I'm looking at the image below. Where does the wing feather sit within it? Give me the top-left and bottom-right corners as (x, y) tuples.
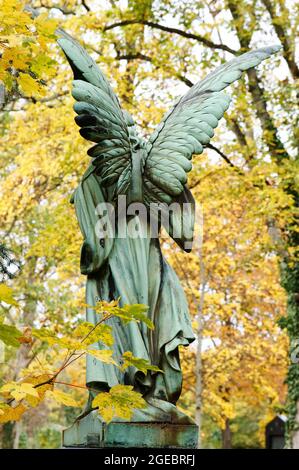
(144, 46), (281, 199)
(142, 46), (281, 251)
(58, 36), (133, 197)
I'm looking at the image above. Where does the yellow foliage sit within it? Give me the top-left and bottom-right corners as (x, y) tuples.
(0, 381), (38, 401)
(0, 284), (18, 305)
(92, 385), (146, 423)
(0, 403), (27, 424)
(0, 0), (58, 96)
(0, 0), (296, 449)
(46, 389), (80, 407)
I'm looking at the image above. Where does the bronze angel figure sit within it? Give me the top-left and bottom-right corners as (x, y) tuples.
(58, 34), (280, 428)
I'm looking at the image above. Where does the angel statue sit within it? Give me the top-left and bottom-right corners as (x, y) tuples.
(58, 33), (280, 447)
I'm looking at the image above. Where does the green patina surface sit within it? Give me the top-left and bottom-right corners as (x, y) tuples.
(63, 411), (198, 448)
(58, 32), (281, 447)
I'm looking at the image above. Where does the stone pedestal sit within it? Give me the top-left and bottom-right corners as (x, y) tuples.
(63, 411), (198, 448)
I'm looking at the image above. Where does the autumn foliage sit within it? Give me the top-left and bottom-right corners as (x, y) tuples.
(0, 0), (298, 449)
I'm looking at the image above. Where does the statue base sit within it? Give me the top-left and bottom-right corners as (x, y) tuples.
(63, 411), (198, 448)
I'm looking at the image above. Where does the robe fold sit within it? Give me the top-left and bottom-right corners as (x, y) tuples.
(73, 171), (195, 423)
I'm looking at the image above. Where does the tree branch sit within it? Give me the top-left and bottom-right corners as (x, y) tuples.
(176, 74), (194, 88)
(104, 20), (237, 55)
(228, 117), (255, 163)
(81, 0), (90, 12)
(261, 0), (299, 80)
(32, 91), (68, 103)
(116, 52), (152, 62)
(206, 143), (236, 167)
(112, 49), (195, 88)
(227, 0), (290, 161)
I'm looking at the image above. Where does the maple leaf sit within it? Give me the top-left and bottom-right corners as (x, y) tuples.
(87, 349), (117, 365)
(121, 351), (162, 375)
(95, 301), (153, 330)
(92, 385), (146, 423)
(0, 382), (39, 401)
(46, 389), (80, 407)
(18, 73), (46, 98)
(0, 322), (22, 347)
(0, 403), (27, 423)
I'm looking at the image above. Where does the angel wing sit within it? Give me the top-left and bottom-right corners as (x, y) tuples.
(58, 34), (138, 198)
(142, 45), (281, 250)
(59, 34), (280, 252)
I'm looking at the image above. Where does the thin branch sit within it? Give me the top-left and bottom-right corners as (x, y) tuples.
(206, 143), (236, 167)
(117, 53), (152, 62)
(53, 380), (89, 391)
(81, 0), (90, 12)
(38, 92), (68, 103)
(115, 52), (194, 87)
(228, 118), (255, 163)
(104, 20), (237, 55)
(58, 351), (86, 370)
(176, 74), (194, 88)
(23, 92), (68, 105)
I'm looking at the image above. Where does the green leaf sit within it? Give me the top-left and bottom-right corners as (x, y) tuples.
(83, 323), (114, 347)
(121, 351), (162, 375)
(73, 321), (114, 347)
(0, 284), (18, 306)
(32, 328), (59, 346)
(73, 321), (95, 338)
(0, 322), (22, 347)
(32, 328), (82, 350)
(56, 337), (83, 350)
(92, 384), (146, 423)
(95, 301), (153, 330)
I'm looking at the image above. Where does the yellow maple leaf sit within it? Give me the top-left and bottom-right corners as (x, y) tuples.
(34, 12), (58, 37)
(18, 72), (46, 97)
(0, 403), (27, 423)
(87, 349), (117, 365)
(46, 389), (79, 407)
(92, 385), (146, 423)
(0, 382), (39, 401)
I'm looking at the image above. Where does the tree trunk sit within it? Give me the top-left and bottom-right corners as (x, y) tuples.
(291, 401), (299, 449)
(1, 422), (14, 449)
(195, 253), (206, 448)
(260, 0), (299, 81)
(222, 419), (232, 449)
(13, 421), (22, 449)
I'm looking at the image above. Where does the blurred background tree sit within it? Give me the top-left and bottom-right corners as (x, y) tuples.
(0, 0), (298, 448)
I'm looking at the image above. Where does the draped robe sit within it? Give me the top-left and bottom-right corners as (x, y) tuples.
(73, 170), (195, 423)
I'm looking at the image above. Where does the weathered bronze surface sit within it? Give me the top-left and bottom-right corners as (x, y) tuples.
(63, 411), (198, 448)
(58, 32), (280, 447)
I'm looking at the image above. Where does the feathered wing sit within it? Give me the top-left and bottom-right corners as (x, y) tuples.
(143, 46), (281, 250)
(58, 34), (134, 198)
